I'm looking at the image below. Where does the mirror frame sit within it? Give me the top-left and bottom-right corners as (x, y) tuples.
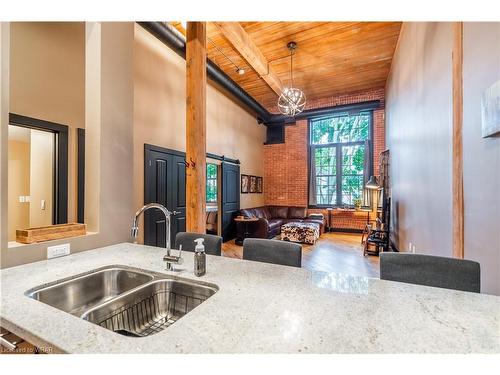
(9, 113), (69, 224)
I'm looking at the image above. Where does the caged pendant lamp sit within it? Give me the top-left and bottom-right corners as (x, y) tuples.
(278, 42), (306, 117)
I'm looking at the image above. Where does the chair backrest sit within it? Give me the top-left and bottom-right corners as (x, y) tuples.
(243, 238), (302, 268)
(174, 232), (222, 256)
(380, 253), (480, 293)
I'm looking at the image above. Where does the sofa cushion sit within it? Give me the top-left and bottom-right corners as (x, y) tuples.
(268, 219), (284, 231)
(260, 206), (272, 219)
(289, 207), (307, 219)
(304, 218), (324, 227)
(268, 206), (277, 218)
(282, 218), (303, 224)
(308, 213), (324, 220)
(240, 208), (255, 218)
(272, 206), (289, 219)
(241, 207), (270, 219)
(252, 207), (266, 218)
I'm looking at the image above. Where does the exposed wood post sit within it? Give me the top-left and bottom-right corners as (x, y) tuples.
(186, 22), (207, 233)
(452, 22), (464, 259)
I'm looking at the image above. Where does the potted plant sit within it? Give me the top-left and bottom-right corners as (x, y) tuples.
(353, 198), (362, 211)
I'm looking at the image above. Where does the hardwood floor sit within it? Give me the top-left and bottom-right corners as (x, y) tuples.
(222, 232), (380, 278)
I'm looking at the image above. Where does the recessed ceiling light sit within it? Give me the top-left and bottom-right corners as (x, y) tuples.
(237, 68), (245, 75)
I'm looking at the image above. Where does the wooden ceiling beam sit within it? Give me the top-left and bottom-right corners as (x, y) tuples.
(213, 22), (284, 96)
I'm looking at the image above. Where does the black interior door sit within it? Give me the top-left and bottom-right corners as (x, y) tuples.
(170, 155), (187, 240)
(221, 162), (240, 242)
(144, 146), (186, 248)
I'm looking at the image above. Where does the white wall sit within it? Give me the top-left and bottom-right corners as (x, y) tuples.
(1, 22), (135, 268)
(29, 129), (54, 228)
(133, 24), (266, 219)
(386, 22), (500, 295)
(1, 22), (265, 268)
(462, 23), (500, 295)
(386, 22), (453, 257)
(10, 22), (85, 223)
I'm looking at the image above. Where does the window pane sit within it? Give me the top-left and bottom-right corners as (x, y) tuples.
(206, 164), (217, 203)
(314, 146), (336, 205)
(314, 147), (336, 175)
(207, 163), (217, 179)
(341, 145), (365, 206)
(311, 112), (370, 145)
(316, 176), (336, 206)
(341, 175), (363, 206)
(342, 144), (365, 175)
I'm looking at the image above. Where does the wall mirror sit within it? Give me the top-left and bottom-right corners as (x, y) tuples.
(7, 22), (86, 246)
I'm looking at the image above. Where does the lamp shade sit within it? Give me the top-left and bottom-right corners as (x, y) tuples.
(365, 175), (379, 190)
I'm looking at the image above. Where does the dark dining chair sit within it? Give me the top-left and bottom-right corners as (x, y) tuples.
(243, 238), (302, 268)
(380, 253), (480, 293)
(174, 232), (222, 256)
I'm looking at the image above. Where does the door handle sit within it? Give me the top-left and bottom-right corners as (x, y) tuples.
(172, 210), (181, 216)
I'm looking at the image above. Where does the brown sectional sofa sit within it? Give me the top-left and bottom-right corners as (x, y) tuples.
(238, 206), (326, 239)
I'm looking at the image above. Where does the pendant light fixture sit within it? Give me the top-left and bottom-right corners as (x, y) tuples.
(278, 41), (306, 117)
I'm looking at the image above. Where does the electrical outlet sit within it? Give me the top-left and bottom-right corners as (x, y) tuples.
(47, 243), (71, 259)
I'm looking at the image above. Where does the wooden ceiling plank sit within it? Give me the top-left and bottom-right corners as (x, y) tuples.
(207, 22), (401, 111)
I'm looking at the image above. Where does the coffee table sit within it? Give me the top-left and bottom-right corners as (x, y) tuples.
(281, 222), (320, 245)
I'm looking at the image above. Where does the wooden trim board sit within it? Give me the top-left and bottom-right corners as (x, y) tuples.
(16, 223), (86, 244)
(452, 22), (464, 259)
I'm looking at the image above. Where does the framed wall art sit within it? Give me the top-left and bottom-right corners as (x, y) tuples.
(256, 177), (263, 193)
(249, 175), (257, 193)
(241, 174), (249, 193)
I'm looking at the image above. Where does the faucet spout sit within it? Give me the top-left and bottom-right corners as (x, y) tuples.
(131, 203), (173, 267)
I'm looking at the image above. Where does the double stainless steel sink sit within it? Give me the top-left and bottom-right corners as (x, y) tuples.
(25, 266), (218, 338)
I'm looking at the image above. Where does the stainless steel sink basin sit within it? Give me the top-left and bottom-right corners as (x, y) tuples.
(25, 266), (154, 316)
(25, 265), (218, 337)
(82, 279), (218, 337)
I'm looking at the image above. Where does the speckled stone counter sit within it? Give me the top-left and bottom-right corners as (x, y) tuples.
(1, 243), (499, 353)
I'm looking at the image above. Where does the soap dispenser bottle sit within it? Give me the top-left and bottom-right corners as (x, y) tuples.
(193, 238), (206, 277)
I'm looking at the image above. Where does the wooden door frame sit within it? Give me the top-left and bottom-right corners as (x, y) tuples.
(9, 113), (69, 224)
(77, 128), (85, 224)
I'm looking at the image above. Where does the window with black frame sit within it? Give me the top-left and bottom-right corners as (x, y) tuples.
(309, 111), (372, 207)
(206, 163), (218, 203)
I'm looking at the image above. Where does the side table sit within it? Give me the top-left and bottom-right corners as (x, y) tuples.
(234, 217), (259, 246)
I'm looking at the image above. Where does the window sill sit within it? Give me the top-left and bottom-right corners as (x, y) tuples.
(7, 231), (98, 249)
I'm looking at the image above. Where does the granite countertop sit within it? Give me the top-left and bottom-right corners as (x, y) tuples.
(1, 243), (499, 353)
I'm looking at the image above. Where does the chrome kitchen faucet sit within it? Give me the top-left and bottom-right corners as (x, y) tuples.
(131, 203), (182, 271)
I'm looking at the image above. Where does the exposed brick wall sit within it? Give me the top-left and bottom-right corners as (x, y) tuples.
(263, 88), (385, 230)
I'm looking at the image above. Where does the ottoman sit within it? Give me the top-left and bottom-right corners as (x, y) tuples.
(281, 222), (320, 244)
